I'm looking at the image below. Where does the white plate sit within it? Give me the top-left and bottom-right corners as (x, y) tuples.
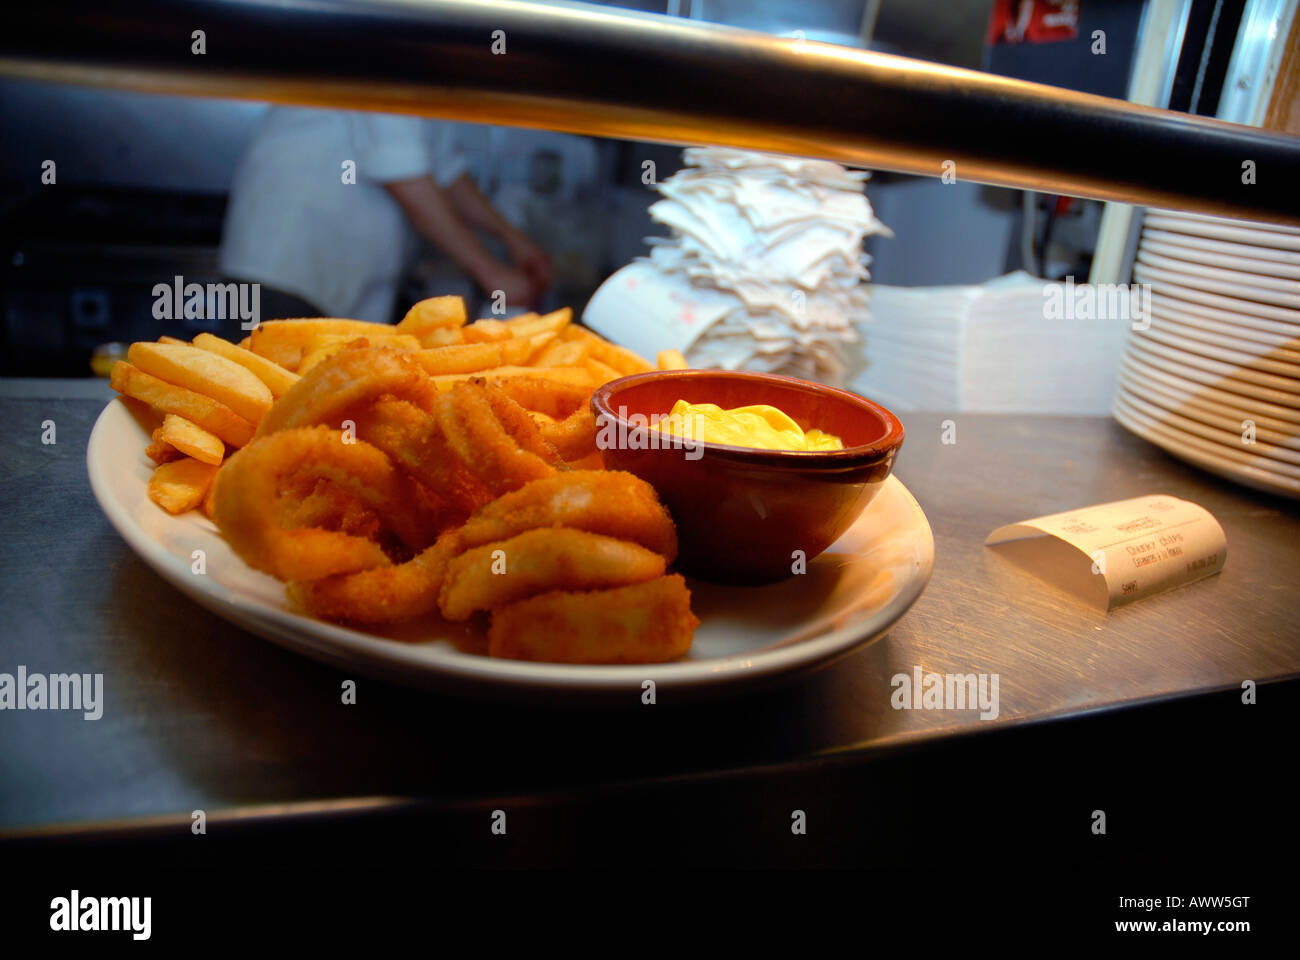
(1150, 293), (1300, 345)
(1126, 336), (1300, 399)
(1148, 312), (1300, 361)
(1119, 356), (1300, 432)
(1143, 227), (1300, 266)
(1140, 238), (1300, 280)
(1134, 255), (1300, 308)
(1124, 339), (1300, 409)
(1112, 394), (1300, 498)
(1115, 384), (1300, 467)
(86, 398), (934, 701)
(1137, 248), (1300, 293)
(1137, 322), (1300, 378)
(1118, 369), (1300, 455)
(1119, 351), (1300, 426)
(1112, 393), (1300, 477)
(1136, 266), (1300, 325)
(1147, 209), (1300, 237)
(1143, 214), (1300, 250)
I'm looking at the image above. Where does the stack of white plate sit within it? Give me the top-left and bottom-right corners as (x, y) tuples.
(1114, 209), (1300, 498)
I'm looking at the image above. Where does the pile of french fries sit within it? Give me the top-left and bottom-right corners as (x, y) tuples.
(109, 296), (689, 516)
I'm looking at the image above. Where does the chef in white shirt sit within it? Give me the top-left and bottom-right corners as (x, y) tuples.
(220, 107), (551, 324)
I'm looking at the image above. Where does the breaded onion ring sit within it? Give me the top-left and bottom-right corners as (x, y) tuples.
(457, 470), (678, 561)
(288, 529), (463, 624)
(438, 528), (665, 621)
(213, 426), (432, 581)
(487, 575), (698, 663)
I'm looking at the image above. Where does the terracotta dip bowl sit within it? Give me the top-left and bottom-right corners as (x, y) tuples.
(591, 370), (905, 584)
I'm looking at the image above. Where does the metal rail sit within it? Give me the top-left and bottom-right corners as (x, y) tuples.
(3, 0), (1298, 223)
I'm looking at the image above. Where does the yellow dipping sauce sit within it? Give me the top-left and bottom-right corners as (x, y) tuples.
(655, 400), (844, 452)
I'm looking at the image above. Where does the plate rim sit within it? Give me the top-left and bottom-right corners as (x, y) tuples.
(1142, 227), (1300, 265)
(1136, 267), (1300, 324)
(1142, 215), (1300, 251)
(1133, 257), (1300, 309)
(86, 398), (935, 694)
(1119, 350), (1300, 424)
(1126, 337), (1300, 402)
(1115, 384), (1300, 469)
(1112, 395), (1300, 497)
(1117, 360), (1300, 436)
(1140, 238), (1300, 280)
(1137, 322), (1300, 378)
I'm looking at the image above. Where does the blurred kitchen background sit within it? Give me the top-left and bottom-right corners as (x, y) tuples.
(0, 0), (1289, 415)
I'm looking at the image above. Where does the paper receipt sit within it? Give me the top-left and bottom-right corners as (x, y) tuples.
(985, 494), (1227, 608)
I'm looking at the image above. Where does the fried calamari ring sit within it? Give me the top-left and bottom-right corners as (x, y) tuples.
(435, 381), (565, 496)
(349, 397), (495, 524)
(276, 476), (385, 542)
(457, 470), (678, 561)
(213, 426), (432, 581)
(492, 378), (597, 461)
(254, 346), (439, 437)
(438, 528), (666, 621)
(487, 575), (698, 663)
(493, 378), (589, 420)
(288, 529), (463, 624)
(537, 405), (597, 462)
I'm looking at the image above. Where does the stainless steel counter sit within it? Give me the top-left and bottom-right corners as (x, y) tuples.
(1, 381), (1297, 836)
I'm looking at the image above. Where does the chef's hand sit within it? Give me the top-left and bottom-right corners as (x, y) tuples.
(507, 234), (553, 297)
(473, 261), (538, 310)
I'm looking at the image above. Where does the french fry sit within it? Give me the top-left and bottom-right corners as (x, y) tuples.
(425, 365), (595, 391)
(461, 319), (513, 344)
(507, 307), (570, 339)
(296, 345), (344, 375)
(127, 341), (273, 423)
(111, 362), (256, 447)
(192, 332), (299, 398)
(413, 341), (538, 376)
(158, 335), (189, 346)
(148, 457), (219, 515)
(297, 332), (421, 375)
(502, 311), (539, 330)
(396, 296), (467, 345)
(201, 475), (219, 520)
(249, 319), (392, 370)
(424, 327), (464, 347)
(491, 365), (595, 389)
(582, 357), (623, 385)
(532, 339), (589, 368)
(304, 332), (420, 353)
(560, 325), (654, 375)
(522, 329), (561, 362)
(146, 428), (180, 465)
(238, 336), (252, 350)
(657, 349), (689, 371)
(160, 414), (224, 466)
(604, 345), (655, 376)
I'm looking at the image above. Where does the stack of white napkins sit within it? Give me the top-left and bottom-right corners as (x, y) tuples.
(850, 272), (1129, 413)
(584, 147), (890, 385)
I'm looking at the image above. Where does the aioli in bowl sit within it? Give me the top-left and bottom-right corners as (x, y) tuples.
(592, 370), (905, 584)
